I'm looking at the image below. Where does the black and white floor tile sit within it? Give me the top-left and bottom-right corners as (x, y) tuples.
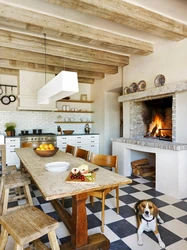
(5, 175), (187, 250)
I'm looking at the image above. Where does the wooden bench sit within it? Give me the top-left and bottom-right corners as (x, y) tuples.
(0, 206), (60, 250)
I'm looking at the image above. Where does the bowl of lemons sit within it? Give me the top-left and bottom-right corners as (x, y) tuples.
(33, 143), (59, 157)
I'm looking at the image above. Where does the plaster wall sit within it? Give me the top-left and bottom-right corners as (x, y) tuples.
(91, 67), (123, 154)
(122, 39), (187, 142)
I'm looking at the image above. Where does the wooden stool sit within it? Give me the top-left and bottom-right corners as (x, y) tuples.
(0, 206), (60, 250)
(1, 172), (33, 215)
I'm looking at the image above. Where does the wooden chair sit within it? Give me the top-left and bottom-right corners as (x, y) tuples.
(0, 144), (33, 216)
(75, 147), (90, 161)
(0, 206), (60, 250)
(65, 144), (76, 156)
(0, 144), (18, 200)
(88, 153), (119, 233)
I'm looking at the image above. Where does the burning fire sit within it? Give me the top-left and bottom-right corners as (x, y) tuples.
(148, 114), (164, 136)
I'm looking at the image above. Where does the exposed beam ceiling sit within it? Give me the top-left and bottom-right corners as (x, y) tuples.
(0, 3), (153, 56)
(0, 30), (129, 67)
(0, 1), (186, 85)
(0, 47), (118, 74)
(49, 0), (187, 41)
(0, 59), (105, 80)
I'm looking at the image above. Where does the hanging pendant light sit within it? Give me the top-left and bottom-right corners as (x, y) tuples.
(38, 34), (79, 104)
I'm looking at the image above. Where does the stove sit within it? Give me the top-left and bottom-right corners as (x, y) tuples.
(20, 133), (57, 148)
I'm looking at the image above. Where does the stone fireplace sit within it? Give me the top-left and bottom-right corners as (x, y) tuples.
(132, 96), (173, 141)
(112, 80), (187, 199)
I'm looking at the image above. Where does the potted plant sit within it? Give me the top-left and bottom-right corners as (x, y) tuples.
(5, 122), (16, 137)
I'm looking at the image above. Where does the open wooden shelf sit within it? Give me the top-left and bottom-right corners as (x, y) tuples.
(55, 121), (94, 124)
(57, 99), (94, 103)
(55, 110), (94, 113)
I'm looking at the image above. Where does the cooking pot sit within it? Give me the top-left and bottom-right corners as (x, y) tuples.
(21, 130), (29, 135)
(0, 85), (3, 95)
(33, 129), (42, 135)
(1, 86), (11, 105)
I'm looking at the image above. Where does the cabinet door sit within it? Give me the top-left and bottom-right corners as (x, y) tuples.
(89, 144), (99, 154)
(6, 149), (20, 165)
(6, 137), (20, 167)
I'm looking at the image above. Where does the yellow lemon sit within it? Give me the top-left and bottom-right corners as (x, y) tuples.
(49, 144), (53, 149)
(36, 147), (40, 150)
(44, 144), (49, 150)
(39, 144), (44, 148)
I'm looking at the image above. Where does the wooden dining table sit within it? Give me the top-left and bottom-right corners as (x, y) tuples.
(15, 148), (132, 250)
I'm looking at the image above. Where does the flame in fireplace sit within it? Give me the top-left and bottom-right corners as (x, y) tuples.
(148, 114), (164, 136)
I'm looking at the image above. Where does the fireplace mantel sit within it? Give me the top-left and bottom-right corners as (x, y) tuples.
(112, 137), (187, 151)
(119, 80), (187, 102)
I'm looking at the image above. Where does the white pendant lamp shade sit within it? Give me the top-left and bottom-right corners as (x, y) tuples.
(38, 70), (79, 104)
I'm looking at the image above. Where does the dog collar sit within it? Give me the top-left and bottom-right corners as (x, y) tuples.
(141, 215), (155, 227)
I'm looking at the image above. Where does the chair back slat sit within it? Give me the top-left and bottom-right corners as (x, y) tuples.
(65, 144), (76, 156)
(90, 153), (118, 173)
(75, 148), (90, 161)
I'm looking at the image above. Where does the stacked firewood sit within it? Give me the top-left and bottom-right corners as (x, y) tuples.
(131, 158), (155, 177)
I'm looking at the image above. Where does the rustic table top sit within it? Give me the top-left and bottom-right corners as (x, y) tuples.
(15, 148), (132, 201)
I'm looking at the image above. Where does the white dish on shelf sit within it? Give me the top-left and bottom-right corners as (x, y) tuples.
(45, 162), (70, 172)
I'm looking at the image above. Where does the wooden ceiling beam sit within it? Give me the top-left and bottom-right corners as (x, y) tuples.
(0, 3), (153, 55)
(0, 59), (105, 80)
(49, 0), (187, 41)
(0, 29), (129, 67)
(78, 77), (94, 84)
(0, 47), (118, 74)
(0, 68), (19, 76)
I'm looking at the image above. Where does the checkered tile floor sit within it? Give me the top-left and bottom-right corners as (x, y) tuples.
(5, 175), (187, 250)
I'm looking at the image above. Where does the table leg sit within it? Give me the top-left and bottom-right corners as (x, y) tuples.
(52, 193), (110, 250)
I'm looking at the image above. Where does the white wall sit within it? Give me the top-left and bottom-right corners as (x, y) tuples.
(122, 39), (187, 142)
(104, 92), (121, 155)
(92, 67), (123, 154)
(0, 74), (18, 111)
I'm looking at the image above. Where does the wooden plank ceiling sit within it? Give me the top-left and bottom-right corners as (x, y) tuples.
(0, 1), (186, 83)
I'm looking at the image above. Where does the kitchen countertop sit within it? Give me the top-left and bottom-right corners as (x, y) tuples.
(57, 133), (99, 136)
(5, 133), (100, 138)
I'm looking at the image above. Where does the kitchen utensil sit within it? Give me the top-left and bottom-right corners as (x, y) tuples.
(63, 130), (74, 135)
(45, 162), (70, 172)
(9, 86), (16, 102)
(33, 147), (59, 157)
(21, 130), (29, 135)
(0, 85), (3, 95)
(89, 168), (99, 173)
(1, 86), (11, 105)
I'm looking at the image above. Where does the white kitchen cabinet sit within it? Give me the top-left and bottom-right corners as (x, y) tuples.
(57, 134), (99, 154)
(6, 137), (20, 169)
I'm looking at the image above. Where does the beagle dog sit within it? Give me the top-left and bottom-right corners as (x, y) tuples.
(135, 200), (165, 248)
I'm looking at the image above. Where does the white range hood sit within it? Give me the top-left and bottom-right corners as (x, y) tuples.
(38, 71), (79, 104)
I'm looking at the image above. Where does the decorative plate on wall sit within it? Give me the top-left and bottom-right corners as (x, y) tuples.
(137, 80), (146, 91)
(123, 86), (130, 95)
(129, 82), (138, 93)
(154, 74), (165, 87)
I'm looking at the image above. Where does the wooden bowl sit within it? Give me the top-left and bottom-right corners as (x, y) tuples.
(33, 147), (59, 157)
(63, 130), (74, 135)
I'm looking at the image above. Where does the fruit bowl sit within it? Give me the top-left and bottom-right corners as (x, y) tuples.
(33, 147), (59, 157)
(63, 130), (74, 135)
